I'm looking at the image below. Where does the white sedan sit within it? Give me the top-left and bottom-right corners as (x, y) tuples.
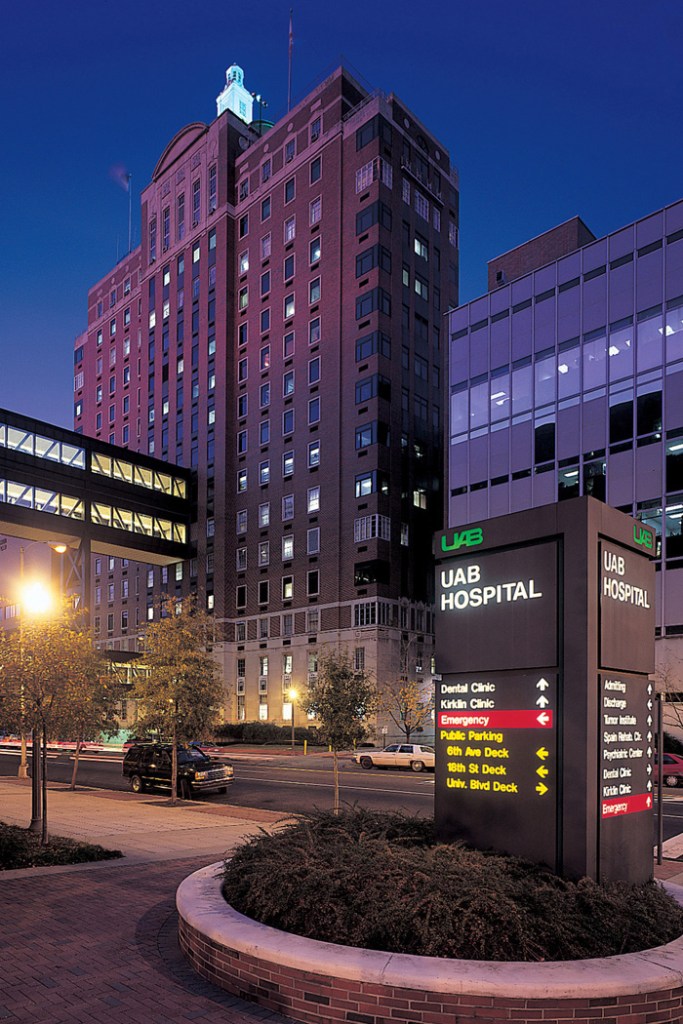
(353, 743), (435, 772)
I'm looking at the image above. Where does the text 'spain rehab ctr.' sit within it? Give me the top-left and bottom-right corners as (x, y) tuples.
(439, 562), (543, 612)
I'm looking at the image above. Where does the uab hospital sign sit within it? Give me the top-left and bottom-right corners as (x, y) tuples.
(434, 497), (655, 885)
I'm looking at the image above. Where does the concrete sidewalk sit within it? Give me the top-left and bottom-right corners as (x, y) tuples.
(0, 776), (293, 874)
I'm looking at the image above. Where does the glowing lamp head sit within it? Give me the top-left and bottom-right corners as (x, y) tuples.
(21, 582), (52, 615)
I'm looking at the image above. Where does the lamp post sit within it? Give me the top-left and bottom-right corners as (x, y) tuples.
(288, 687), (297, 750)
(17, 541), (66, 780)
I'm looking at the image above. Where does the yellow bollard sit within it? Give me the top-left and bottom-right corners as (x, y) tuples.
(303, 739), (307, 756)
(329, 743), (332, 752)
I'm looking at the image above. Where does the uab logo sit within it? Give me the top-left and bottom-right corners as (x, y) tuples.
(441, 528), (484, 553)
(633, 524), (653, 550)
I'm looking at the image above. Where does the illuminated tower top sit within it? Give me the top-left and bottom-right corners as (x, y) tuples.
(216, 64), (253, 123)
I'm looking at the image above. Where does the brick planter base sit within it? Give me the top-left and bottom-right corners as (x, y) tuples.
(177, 863), (683, 1024)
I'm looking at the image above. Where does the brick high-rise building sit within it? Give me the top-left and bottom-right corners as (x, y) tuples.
(74, 64), (459, 732)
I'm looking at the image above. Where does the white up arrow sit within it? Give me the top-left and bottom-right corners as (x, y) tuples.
(536, 694), (550, 708)
(536, 678), (550, 691)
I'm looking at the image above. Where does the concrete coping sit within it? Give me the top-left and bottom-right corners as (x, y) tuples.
(177, 862), (683, 1000)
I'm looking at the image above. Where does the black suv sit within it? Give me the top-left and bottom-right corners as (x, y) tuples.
(122, 743), (234, 799)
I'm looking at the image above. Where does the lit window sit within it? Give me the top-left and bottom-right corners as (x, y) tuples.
(259, 460), (270, 485)
(237, 469), (247, 492)
(258, 541), (270, 566)
(307, 486), (320, 512)
(282, 576), (294, 600)
(309, 237), (321, 265)
(239, 285), (248, 310)
(258, 502), (270, 527)
(284, 293), (295, 319)
(239, 250), (249, 274)
(282, 535), (294, 561)
(260, 345), (270, 370)
(283, 450), (294, 476)
(284, 216), (296, 243)
(309, 196), (321, 225)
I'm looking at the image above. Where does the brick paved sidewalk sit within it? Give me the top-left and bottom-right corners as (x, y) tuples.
(1, 856), (292, 1024)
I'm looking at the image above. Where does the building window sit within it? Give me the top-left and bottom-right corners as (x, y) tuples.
(149, 217), (157, 263)
(236, 586), (246, 609)
(237, 469), (247, 492)
(284, 176), (295, 202)
(310, 237), (321, 265)
(283, 408), (294, 434)
(239, 178), (249, 202)
(282, 494), (294, 520)
(283, 450), (294, 476)
(309, 196), (322, 225)
(284, 254), (295, 281)
(237, 429), (248, 454)
(239, 213), (249, 238)
(308, 439), (320, 467)
(261, 308), (270, 333)
(261, 195), (271, 220)
(282, 576), (294, 601)
(307, 486), (320, 512)
(307, 527), (320, 554)
(414, 190), (429, 221)
(239, 250), (249, 274)
(309, 317), (321, 345)
(258, 580), (269, 606)
(283, 370), (295, 396)
(258, 541), (270, 566)
(308, 356), (321, 384)
(259, 460), (270, 485)
(177, 194), (185, 240)
(162, 207), (170, 251)
(354, 648), (365, 671)
(284, 216), (296, 243)
(258, 502), (270, 527)
(209, 164), (217, 212)
(309, 278), (321, 304)
(282, 535), (294, 561)
(261, 270), (271, 296)
(261, 233), (272, 259)
(260, 382), (271, 408)
(310, 116), (321, 142)
(284, 331), (295, 357)
(236, 547), (247, 570)
(310, 156), (321, 183)
(308, 397), (320, 424)
(239, 285), (248, 310)
(307, 570), (319, 597)
(285, 139), (295, 163)
(284, 293), (295, 319)
(262, 159), (271, 182)
(192, 179), (201, 225)
(238, 357), (248, 382)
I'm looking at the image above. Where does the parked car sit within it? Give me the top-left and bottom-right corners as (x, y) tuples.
(654, 752), (683, 788)
(122, 743), (234, 798)
(353, 743), (435, 772)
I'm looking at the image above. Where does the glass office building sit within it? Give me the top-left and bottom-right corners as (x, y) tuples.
(447, 200), (683, 698)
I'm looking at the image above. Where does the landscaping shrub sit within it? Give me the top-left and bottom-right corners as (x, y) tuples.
(0, 823), (123, 870)
(214, 721), (319, 745)
(222, 808), (683, 962)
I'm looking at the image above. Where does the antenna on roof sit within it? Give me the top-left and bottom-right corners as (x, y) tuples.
(287, 9), (293, 112)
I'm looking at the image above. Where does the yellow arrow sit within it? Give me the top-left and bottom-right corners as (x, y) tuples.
(535, 783), (549, 796)
(536, 747), (549, 760)
(536, 765), (549, 778)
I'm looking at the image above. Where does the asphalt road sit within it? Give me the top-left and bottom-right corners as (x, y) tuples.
(2, 748), (683, 841)
(0, 749), (435, 817)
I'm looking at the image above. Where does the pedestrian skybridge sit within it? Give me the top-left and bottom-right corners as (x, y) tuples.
(0, 409), (193, 569)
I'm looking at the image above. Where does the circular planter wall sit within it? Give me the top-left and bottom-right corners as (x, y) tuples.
(177, 863), (683, 1024)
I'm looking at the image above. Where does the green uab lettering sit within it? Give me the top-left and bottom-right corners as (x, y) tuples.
(633, 525), (653, 550)
(441, 527), (484, 552)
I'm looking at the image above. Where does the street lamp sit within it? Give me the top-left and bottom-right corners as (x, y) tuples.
(288, 687), (297, 750)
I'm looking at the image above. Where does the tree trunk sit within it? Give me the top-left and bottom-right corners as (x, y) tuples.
(41, 726), (48, 846)
(70, 737), (82, 791)
(332, 748), (340, 815)
(171, 718), (178, 806)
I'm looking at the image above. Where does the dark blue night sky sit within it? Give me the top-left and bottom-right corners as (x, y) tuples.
(1, 0), (681, 428)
